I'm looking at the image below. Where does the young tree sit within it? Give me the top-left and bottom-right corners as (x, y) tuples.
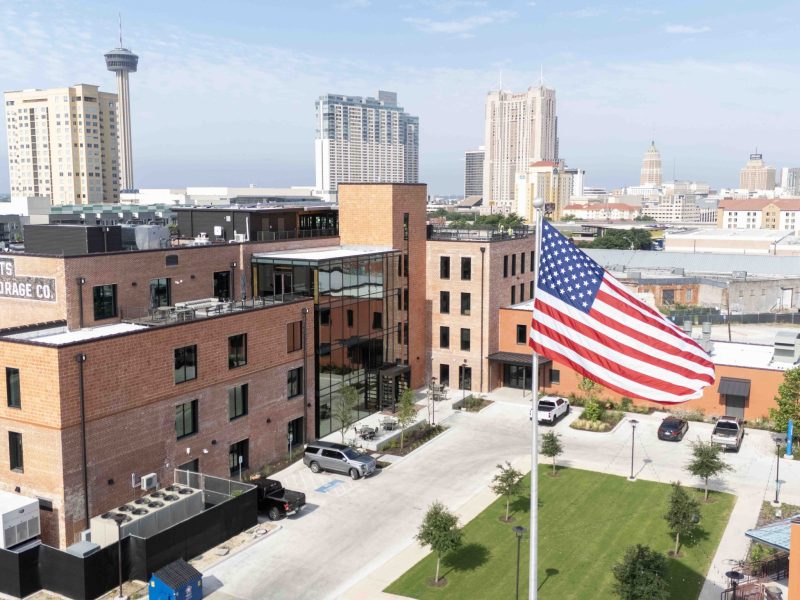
(416, 501), (463, 585)
(686, 440), (732, 501)
(664, 482), (700, 556)
(578, 376), (601, 402)
(541, 431), (564, 475)
(334, 385), (359, 443)
(612, 544), (670, 600)
(770, 367), (800, 432)
(396, 388), (417, 450)
(490, 462), (524, 521)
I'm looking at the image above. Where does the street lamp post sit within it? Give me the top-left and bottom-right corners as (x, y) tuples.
(430, 376), (437, 427)
(461, 359), (467, 403)
(628, 419), (639, 481)
(773, 435), (783, 506)
(513, 525), (526, 600)
(114, 514), (126, 600)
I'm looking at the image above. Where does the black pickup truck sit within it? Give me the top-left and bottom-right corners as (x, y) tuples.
(252, 477), (306, 521)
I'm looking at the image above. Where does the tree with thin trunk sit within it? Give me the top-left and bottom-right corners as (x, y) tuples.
(334, 385), (359, 443)
(416, 501), (463, 586)
(664, 482), (700, 557)
(686, 440), (732, 501)
(490, 462), (524, 522)
(396, 388), (417, 450)
(770, 366), (800, 432)
(612, 544), (670, 600)
(541, 431), (564, 475)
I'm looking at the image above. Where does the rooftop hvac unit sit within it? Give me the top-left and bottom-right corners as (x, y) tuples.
(732, 270), (747, 279)
(0, 491), (40, 549)
(628, 271), (642, 280)
(233, 232), (246, 243)
(773, 330), (800, 365)
(141, 473), (158, 490)
(671, 268), (685, 276)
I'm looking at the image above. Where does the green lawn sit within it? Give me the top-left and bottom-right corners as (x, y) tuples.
(385, 466), (735, 600)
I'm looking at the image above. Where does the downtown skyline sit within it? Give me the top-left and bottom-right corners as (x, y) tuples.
(1, 0), (799, 197)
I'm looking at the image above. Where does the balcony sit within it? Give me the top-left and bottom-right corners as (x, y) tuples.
(427, 225), (534, 242)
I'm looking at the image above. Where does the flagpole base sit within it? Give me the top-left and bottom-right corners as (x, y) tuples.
(627, 476), (636, 482)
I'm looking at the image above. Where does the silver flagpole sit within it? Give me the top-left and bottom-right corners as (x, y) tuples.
(529, 197), (544, 600)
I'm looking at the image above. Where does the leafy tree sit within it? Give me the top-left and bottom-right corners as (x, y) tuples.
(612, 544), (670, 600)
(416, 501), (463, 584)
(333, 385), (359, 443)
(396, 388), (418, 450)
(686, 440), (732, 501)
(634, 215), (655, 222)
(585, 228), (652, 250)
(664, 482), (700, 556)
(583, 399), (604, 422)
(560, 214), (577, 222)
(770, 367), (800, 432)
(578, 376), (602, 401)
(541, 431), (564, 475)
(490, 462), (524, 521)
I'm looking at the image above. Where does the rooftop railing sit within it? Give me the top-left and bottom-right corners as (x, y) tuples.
(428, 225), (534, 242)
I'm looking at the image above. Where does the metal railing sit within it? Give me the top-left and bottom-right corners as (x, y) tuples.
(256, 227), (338, 241)
(668, 310), (800, 326)
(174, 469), (255, 507)
(428, 225), (534, 242)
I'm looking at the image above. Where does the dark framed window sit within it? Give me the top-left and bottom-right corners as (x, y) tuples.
(149, 278), (171, 308)
(516, 324), (527, 344)
(403, 323), (409, 346)
(288, 367), (303, 398)
(460, 328), (471, 351)
(9, 431), (23, 472)
(92, 284), (117, 320)
(6, 367), (20, 409)
(440, 256), (450, 279)
(320, 308), (330, 325)
(165, 254), (179, 267)
(439, 363), (450, 387)
(461, 257), (471, 280)
(530, 251), (535, 270)
(287, 321), (303, 352)
(288, 417), (303, 447)
(403, 212), (409, 240)
(229, 439), (249, 476)
(519, 283), (524, 302)
(550, 369), (561, 385)
(530, 280), (534, 299)
(459, 366), (472, 391)
(521, 252), (526, 274)
(174, 345), (197, 383)
(347, 309), (354, 327)
(372, 312), (382, 329)
(404, 254), (409, 277)
(511, 286), (516, 304)
(460, 293), (471, 316)
(440, 326), (450, 349)
(175, 400), (198, 439)
(228, 384), (248, 420)
(511, 254), (517, 276)
(228, 334), (247, 368)
(403, 288), (409, 311)
(503, 255), (508, 278)
(440, 291), (450, 314)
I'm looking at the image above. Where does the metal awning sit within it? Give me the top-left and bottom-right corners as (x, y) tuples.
(718, 377), (751, 397)
(745, 516), (800, 552)
(380, 364), (410, 378)
(487, 352), (551, 368)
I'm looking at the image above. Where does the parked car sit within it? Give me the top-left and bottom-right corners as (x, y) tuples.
(303, 440), (377, 480)
(711, 416), (745, 451)
(250, 476), (306, 521)
(535, 396), (570, 424)
(657, 416), (689, 441)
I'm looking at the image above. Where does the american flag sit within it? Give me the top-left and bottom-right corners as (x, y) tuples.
(529, 220), (715, 403)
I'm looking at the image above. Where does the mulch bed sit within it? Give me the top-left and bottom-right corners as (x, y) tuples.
(381, 425), (445, 457)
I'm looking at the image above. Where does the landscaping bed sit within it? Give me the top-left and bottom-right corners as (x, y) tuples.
(385, 466), (735, 600)
(452, 394), (492, 412)
(570, 410), (624, 432)
(381, 424), (446, 456)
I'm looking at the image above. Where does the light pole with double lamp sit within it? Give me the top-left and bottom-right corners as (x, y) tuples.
(773, 435), (783, 506)
(628, 419), (639, 481)
(513, 525), (526, 600)
(113, 513), (126, 600)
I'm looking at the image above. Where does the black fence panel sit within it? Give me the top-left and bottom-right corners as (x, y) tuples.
(0, 544), (40, 598)
(39, 542), (127, 600)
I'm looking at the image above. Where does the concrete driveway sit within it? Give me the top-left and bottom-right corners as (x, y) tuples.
(204, 394), (796, 600)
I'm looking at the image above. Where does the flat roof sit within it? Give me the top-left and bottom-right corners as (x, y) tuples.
(0, 489), (38, 511)
(4, 322), (148, 345)
(666, 228), (792, 241)
(253, 245), (395, 261)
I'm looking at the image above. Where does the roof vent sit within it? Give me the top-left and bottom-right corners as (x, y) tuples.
(732, 270), (747, 280)
(773, 330), (800, 364)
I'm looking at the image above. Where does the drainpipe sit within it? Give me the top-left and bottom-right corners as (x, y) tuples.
(302, 306), (310, 444)
(76, 277), (86, 329)
(76, 352), (90, 528)
(480, 247), (486, 392)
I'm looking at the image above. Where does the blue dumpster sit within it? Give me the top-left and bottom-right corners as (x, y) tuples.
(148, 558), (203, 600)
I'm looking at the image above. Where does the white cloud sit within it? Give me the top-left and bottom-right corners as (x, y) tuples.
(559, 8), (605, 18)
(664, 24), (711, 34)
(404, 10), (515, 37)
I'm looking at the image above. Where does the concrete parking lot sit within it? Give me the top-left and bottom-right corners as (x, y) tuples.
(204, 392), (797, 600)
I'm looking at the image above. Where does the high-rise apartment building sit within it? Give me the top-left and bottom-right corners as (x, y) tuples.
(4, 84), (119, 205)
(464, 147), (484, 197)
(314, 91), (419, 201)
(639, 140), (662, 187)
(780, 167), (800, 195)
(515, 161), (574, 222)
(739, 153), (776, 191)
(483, 86), (557, 213)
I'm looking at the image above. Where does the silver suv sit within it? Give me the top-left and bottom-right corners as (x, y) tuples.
(303, 441), (377, 480)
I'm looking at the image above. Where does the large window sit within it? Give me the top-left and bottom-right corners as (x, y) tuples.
(174, 345), (197, 384)
(550, 369), (561, 385)
(175, 400), (198, 439)
(228, 334), (247, 369)
(347, 309), (354, 327)
(228, 384), (248, 420)
(459, 366), (472, 391)
(461, 257), (472, 280)
(372, 312), (382, 329)
(440, 326), (450, 349)
(511, 286), (516, 304)
(521, 252), (526, 274)
(229, 439), (249, 476)
(6, 367), (20, 409)
(92, 284), (117, 320)
(149, 278), (171, 308)
(511, 254), (517, 276)
(9, 431), (23, 472)
(439, 363), (450, 387)
(504, 255), (508, 278)
(287, 321), (303, 352)
(288, 367), (303, 398)
(440, 256), (450, 279)
(516, 324), (527, 344)
(460, 328), (471, 351)
(439, 291), (450, 314)
(461, 293), (471, 316)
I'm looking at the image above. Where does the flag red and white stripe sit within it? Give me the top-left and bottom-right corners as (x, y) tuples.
(529, 221), (715, 403)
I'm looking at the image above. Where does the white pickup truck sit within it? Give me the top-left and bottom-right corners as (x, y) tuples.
(535, 396), (570, 424)
(711, 416), (744, 451)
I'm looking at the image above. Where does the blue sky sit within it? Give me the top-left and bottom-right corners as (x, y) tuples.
(1, 0), (798, 195)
